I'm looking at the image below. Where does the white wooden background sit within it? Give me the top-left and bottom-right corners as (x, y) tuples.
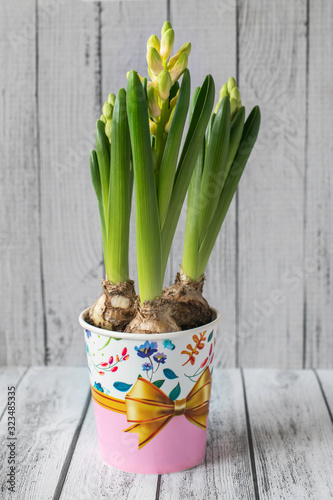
(0, 0), (332, 368)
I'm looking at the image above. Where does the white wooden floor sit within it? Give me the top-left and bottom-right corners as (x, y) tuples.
(0, 368), (332, 499)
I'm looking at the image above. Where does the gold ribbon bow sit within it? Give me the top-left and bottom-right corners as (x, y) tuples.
(91, 367), (212, 449)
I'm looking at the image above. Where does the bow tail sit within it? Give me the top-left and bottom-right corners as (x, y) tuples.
(124, 415), (173, 450)
(185, 412), (208, 430)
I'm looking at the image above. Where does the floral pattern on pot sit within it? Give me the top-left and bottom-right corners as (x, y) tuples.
(84, 325), (218, 403)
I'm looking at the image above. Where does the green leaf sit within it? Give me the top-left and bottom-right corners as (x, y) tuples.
(197, 106), (261, 277)
(163, 368), (178, 379)
(197, 96), (231, 243)
(113, 382), (132, 392)
(106, 88), (132, 283)
(90, 150), (106, 256)
(153, 379), (165, 388)
(95, 120), (110, 223)
(161, 74), (215, 275)
(208, 330), (214, 342)
(169, 382), (181, 401)
(158, 69), (191, 225)
(127, 71), (162, 302)
(98, 337), (111, 350)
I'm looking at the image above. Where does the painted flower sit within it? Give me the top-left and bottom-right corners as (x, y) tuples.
(142, 362), (153, 371)
(122, 347), (127, 356)
(135, 341), (158, 358)
(116, 355), (119, 362)
(98, 371), (105, 375)
(123, 354), (129, 360)
(94, 382), (104, 393)
(85, 329), (92, 339)
(163, 339), (175, 351)
(153, 352), (167, 364)
(209, 344), (213, 356)
(100, 362), (108, 367)
(111, 366), (118, 372)
(108, 356), (114, 365)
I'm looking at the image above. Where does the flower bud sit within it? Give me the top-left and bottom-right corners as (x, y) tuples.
(230, 87), (241, 103)
(100, 114), (107, 124)
(157, 70), (172, 101)
(147, 46), (164, 76)
(102, 102), (113, 120)
(147, 87), (161, 118)
(165, 106), (176, 133)
(160, 28), (175, 59)
(168, 42), (191, 69)
(170, 89), (180, 109)
(108, 93), (116, 106)
(147, 34), (160, 52)
(230, 98), (239, 121)
(227, 76), (237, 94)
(161, 21), (172, 37)
(105, 120), (112, 141)
(219, 83), (228, 99)
(149, 119), (157, 135)
(169, 52), (188, 83)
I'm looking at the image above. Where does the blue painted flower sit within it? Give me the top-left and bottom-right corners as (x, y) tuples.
(153, 352), (167, 364)
(85, 329), (92, 339)
(135, 341), (158, 358)
(142, 362), (153, 372)
(94, 382), (104, 393)
(163, 339), (175, 351)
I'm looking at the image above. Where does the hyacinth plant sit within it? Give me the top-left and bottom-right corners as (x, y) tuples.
(87, 21), (260, 333)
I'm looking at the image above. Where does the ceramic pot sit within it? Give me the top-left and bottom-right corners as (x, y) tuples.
(79, 308), (220, 474)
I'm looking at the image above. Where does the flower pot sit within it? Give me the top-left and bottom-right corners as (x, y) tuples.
(79, 308), (220, 474)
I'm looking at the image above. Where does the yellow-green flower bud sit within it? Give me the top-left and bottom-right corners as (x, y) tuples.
(165, 106), (176, 133)
(168, 42), (191, 69)
(230, 87), (241, 103)
(147, 87), (161, 118)
(105, 120), (112, 141)
(102, 102), (113, 120)
(100, 114), (107, 124)
(147, 46), (164, 76)
(160, 28), (175, 59)
(149, 119), (157, 135)
(219, 83), (228, 99)
(161, 21), (172, 37)
(147, 34), (160, 52)
(230, 98), (239, 121)
(108, 93), (116, 106)
(169, 52), (188, 83)
(227, 76), (237, 94)
(170, 89), (180, 109)
(158, 70), (172, 101)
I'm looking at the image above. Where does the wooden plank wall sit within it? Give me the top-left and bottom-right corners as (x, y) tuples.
(0, 0), (332, 368)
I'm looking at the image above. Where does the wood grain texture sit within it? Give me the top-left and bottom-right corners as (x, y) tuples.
(38, 0), (103, 365)
(244, 369), (333, 499)
(237, 0), (307, 367)
(0, 367), (27, 418)
(0, 1), (44, 365)
(317, 370), (333, 419)
(159, 368), (255, 499)
(169, 0), (238, 367)
(304, 1), (333, 368)
(60, 400), (158, 499)
(0, 367), (90, 500)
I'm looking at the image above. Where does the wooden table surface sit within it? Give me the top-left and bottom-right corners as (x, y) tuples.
(0, 367), (332, 499)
